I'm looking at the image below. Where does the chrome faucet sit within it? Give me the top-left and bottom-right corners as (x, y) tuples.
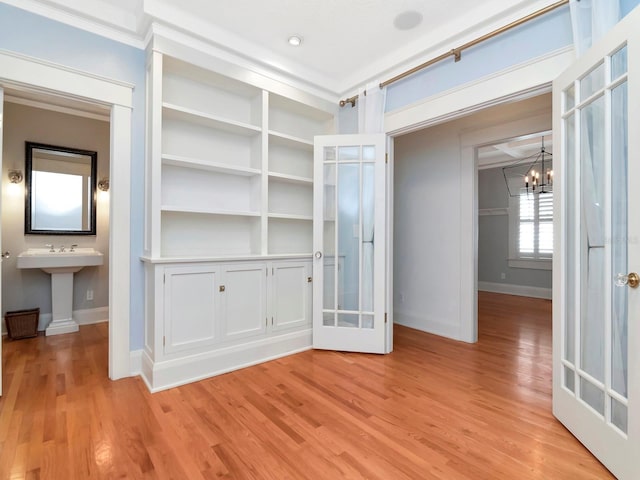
(45, 243), (55, 252)
(59, 245), (66, 252)
(70, 244), (78, 252)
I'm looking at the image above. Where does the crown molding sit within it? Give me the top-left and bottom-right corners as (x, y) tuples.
(142, 0), (341, 99)
(146, 22), (340, 106)
(2, 0), (145, 49)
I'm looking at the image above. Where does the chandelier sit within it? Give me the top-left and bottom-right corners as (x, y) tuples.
(502, 138), (553, 197)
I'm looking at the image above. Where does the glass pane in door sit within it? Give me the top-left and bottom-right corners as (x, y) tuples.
(323, 160), (336, 326)
(337, 163), (360, 312)
(565, 111), (576, 367)
(361, 163), (375, 312)
(580, 62), (605, 98)
(580, 95), (605, 385)
(611, 45), (628, 80)
(581, 378), (605, 414)
(611, 81), (628, 401)
(611, 398), (628, 433)
(563, 111), (580, 368)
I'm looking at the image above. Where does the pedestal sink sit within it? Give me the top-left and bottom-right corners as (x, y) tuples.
(17, 248), (104, 336)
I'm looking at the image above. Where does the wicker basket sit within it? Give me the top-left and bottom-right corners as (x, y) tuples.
(5, 308), (39, 340)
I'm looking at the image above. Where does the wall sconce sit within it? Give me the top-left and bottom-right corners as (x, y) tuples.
(98, 178), (110, 192)
(8, 170), (23, 184)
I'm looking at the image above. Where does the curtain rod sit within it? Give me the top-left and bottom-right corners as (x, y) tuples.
(339, 0), (570, 107)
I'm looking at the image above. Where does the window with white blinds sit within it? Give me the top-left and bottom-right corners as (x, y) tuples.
(517, 190), (553, 259)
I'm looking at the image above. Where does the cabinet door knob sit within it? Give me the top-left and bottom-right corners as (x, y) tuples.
(1, 251), (10, 259)
(219, 285), (226, 292)
(314, 251), (322, 259)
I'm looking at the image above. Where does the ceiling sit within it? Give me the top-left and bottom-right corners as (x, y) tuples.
(478, 133), (553, 170)
(8, 0), (560, 98)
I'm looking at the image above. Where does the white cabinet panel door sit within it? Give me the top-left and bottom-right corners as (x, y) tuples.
(164, 266), (220, 354)
(222, 263), (267, 341)
(553, 6), (640, 479)
(272, 261), (311, 331)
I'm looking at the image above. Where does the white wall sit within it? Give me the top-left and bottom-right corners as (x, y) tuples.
(2, 102), (110, 330)
(393, 94), (551, 340)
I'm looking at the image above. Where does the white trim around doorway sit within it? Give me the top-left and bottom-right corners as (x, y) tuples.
(0, 49), (133, 380)
(384, 45), (574, 344)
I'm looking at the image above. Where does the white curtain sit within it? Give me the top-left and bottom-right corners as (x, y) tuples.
(358, 81), (386, 134)
(570, 0), (621, 56)
(358, 81), (386, 312)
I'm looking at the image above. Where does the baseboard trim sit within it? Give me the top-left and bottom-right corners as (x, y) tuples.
(478, 281), (552, 300)
(74, 307), (109, 325)
(394, 311), (462, 341)
(140, 329), (313, 393)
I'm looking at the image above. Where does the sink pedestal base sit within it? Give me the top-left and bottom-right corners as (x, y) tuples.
(46, 318), (79, 336)
(45, 271), (79, 336)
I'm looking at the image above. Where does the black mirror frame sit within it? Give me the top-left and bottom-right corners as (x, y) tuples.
(25, 141), (98, 236)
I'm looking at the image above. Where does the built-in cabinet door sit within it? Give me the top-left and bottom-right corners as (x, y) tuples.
(164, 265), (220, 354)
(271, 261), (312, 331)
(221, 263), (267, 341)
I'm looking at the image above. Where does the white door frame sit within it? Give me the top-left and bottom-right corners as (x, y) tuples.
(384, 46), (574, 343)
(0, 50), (133, 380)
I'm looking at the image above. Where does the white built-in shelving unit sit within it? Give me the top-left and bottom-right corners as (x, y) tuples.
(147, 55), (334, 259)
(142, 41), (336, 391)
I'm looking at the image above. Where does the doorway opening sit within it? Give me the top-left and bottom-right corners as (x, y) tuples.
(391, 93), (552, 343)
(477, 131), (553, 299)
(1, 91), (111, 371)
(0, 50), (132, 387)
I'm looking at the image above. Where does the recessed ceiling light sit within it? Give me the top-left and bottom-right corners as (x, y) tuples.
(288, 35), (303, 46)
(394, 10), (423, 30)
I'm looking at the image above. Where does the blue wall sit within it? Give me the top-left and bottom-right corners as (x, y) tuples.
(385, 5), (573, 113)
(622, 0), (640, 15)
(0, 3), (146, 349)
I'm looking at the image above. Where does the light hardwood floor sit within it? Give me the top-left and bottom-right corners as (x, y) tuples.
(0, 292), (613, 479)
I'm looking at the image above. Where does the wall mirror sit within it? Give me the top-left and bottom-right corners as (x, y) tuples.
(25, 142), (97, 235)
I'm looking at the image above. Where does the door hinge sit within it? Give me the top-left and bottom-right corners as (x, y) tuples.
(385, 153), (388, 164)
(271, 317), (274, 326)
(272, 267), (274, 275)
(163, 274), (165, 284)
(266, 318), (268, 326)
(384, 312), (388, 324)
(163, 335), (166, 346)
(307, 276), (312, 283)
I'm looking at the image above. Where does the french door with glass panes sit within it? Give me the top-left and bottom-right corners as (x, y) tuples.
(312, 134), (389, 353)
(553, 6), (640, 479)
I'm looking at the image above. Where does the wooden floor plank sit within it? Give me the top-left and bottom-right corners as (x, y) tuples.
(0, 292), (614, 479)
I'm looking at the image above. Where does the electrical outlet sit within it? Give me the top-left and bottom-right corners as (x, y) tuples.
(500, 273), (506, 280)
(86, 289), (94, 301)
